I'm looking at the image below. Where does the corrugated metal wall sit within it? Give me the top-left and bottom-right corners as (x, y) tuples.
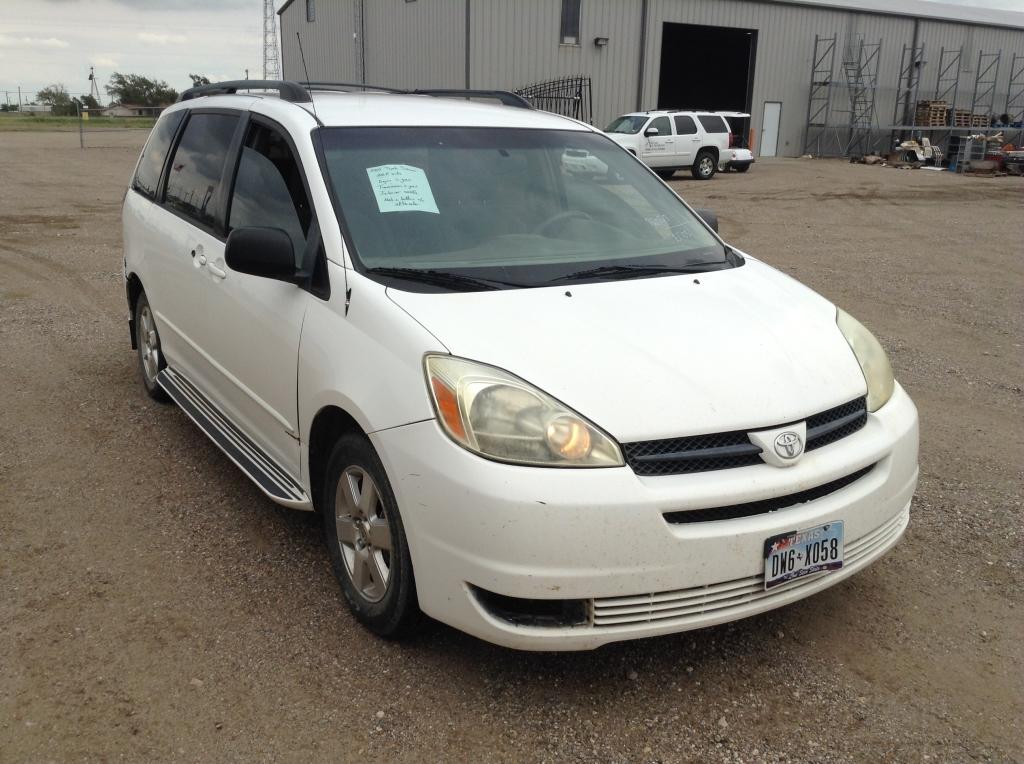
(280, 0), (360, 81)
(280, 0), (1024, 157)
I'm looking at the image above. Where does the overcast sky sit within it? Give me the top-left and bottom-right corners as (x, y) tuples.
(1, 0), (1022, 105)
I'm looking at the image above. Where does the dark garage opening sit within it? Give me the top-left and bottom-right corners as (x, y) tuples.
(657, 23), (757, 144)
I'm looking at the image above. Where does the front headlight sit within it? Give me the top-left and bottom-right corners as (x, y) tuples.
(425, 355), (624, 467)
(836, 308), (895, 412)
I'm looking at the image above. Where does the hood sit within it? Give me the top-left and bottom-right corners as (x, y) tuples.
(387, 259), (866, 442)
(606, 133), (639, 147)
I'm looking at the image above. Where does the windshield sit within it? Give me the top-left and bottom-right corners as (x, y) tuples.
(319, 127), (731, 290)
(603, 115), (647, 134)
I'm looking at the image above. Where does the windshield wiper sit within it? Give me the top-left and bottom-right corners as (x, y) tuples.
(548, 261), (726, 284)
(367, 267), (527, 291)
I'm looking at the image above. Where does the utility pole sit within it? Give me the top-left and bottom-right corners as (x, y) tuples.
(262, 0), (281, 79)
(245, 68), (249, 80)
(18, 86), (22, 111)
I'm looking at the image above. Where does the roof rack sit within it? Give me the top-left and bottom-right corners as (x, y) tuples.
(178, 79), (534, 110)
(178, 80), (311, 103)
(411, 89), (533, 109)
(297, 80), (405, 94)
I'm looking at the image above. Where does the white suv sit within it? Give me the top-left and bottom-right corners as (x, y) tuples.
(124, 80), (918, 651)
(605, 109), (736, 180)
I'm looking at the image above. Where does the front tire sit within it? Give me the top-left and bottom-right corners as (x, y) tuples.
(322, 432), (422, 639)
(691, 150), (717, 180)
(135, 292), (169, 402)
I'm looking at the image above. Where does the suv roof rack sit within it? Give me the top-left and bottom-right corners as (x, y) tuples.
(178, 80), (311, 103)
(178, 80), (534, 110)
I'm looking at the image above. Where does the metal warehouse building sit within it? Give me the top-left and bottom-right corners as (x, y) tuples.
(278, 0), (1024, 158)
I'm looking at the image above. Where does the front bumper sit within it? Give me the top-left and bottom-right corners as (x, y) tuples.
(372, 384), (918, 650)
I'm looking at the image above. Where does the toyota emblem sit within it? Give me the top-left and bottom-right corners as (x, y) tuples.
(773, 431), (804, 459)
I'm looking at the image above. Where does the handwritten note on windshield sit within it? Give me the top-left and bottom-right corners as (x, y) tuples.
(366, 164), (439, 214)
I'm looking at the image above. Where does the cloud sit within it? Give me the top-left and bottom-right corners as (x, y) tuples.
(94, 55), (119, 67)
(137, 32), (188, 45)
(0, 34), (71, 49)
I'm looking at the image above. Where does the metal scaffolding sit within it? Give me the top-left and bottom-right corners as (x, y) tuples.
(934, 46), (962, 109)
(802, 34), (837, 155)
(969, 49), (1001, 120)
(841, 37), (882, 156)
(892, 41), (926, 128)
(1006, 53), (1024, 124)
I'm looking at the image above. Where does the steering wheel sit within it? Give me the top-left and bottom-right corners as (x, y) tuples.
(533, 210), (594, 236)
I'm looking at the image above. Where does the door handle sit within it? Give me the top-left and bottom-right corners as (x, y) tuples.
(207, 261), (227, 279)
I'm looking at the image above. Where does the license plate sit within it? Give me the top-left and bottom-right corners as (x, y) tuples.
(763, 521), (844, 590)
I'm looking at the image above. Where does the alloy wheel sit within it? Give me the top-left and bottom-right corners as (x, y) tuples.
(334, 466), (392, 603)
(139, 304), (160, 384)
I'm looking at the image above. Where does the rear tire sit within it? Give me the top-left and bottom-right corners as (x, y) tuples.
(322, 432), (422, 639)
(134, 292), (169, 402)
(691, 151), (717, 180)
(655, 169), (676, 180)
(733, 164), (750, 173)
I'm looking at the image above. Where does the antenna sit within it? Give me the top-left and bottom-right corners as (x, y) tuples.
(296, 32), (319, 120)
(262, 0), (281, 79)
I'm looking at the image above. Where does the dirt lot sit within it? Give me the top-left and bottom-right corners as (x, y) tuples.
(1, 130), (1022, 763)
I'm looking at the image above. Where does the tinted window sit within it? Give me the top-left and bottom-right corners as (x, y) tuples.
(673, 115), (697, 135)
(698, 115), (728, 133)
(648, 116), (671, 136)
(560, 0), (581, 44)
(228, 123), (312, 266)
(306, 0), (315, 22)
(133, 111), (184, 199)
(165, 113), (239, 230)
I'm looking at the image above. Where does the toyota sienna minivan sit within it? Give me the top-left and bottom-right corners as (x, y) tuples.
(122, 80), (918, 650)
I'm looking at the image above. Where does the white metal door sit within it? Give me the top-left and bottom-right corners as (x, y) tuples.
(760, 102), (782, 157)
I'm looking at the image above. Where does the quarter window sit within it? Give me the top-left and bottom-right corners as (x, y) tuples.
(164, 112), (239, 231)
(228, 123), (312, 267)
(560, 0), (581, 45)
(133, 110), (184, 200)
(648, 116), (671, 136)
(306, 0), (315, 22)
(697, 115), (728, 133)
(673, 115), (697, 135)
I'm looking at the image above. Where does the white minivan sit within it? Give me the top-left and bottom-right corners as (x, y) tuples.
(124, 81), (918, 651)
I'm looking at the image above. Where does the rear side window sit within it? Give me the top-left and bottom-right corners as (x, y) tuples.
(673, 115), (697, 135)
(165, 113), (240, 231)
(228, 123), (312, 266)
(648, 116), (671, 136)
(133, 111), (184, 199)
(697, 115), (728, 133)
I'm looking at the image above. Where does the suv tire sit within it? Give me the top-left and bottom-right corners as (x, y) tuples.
(655, 169), (676, 180)
(135, 292), (170, 402)
(692, 150), (717, 180)
(733, 164), (750, 173)
(322, 432), (422, 639)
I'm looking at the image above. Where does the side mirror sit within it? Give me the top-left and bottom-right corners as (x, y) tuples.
(694, 208), (719, 233)
(225, 227), (299, 284)
(644, 126), (660, 137)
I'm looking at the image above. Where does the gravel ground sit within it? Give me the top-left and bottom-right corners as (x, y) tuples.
(1, 130), (1021, 763)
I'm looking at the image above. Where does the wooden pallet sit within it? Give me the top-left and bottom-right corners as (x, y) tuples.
(916, 100), (949, 110)
(971, 114), (990, 128)
(915, 109), (948, 127)
(952, 109), (973, 127)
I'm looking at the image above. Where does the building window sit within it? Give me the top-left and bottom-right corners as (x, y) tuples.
(560, 0), (581, 45)
(306, 0), (315, 23)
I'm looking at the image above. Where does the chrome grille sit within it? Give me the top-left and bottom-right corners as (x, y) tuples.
(622, 398), (867, 477)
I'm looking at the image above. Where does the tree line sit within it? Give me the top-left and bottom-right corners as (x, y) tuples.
(6, 73), (212, 115)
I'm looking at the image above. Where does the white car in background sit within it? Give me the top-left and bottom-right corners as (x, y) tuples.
(123, 80), (918, 651)
(604, 109), (734, 180)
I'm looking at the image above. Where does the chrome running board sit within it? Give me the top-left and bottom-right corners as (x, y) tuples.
(157, 367), (313, 510)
